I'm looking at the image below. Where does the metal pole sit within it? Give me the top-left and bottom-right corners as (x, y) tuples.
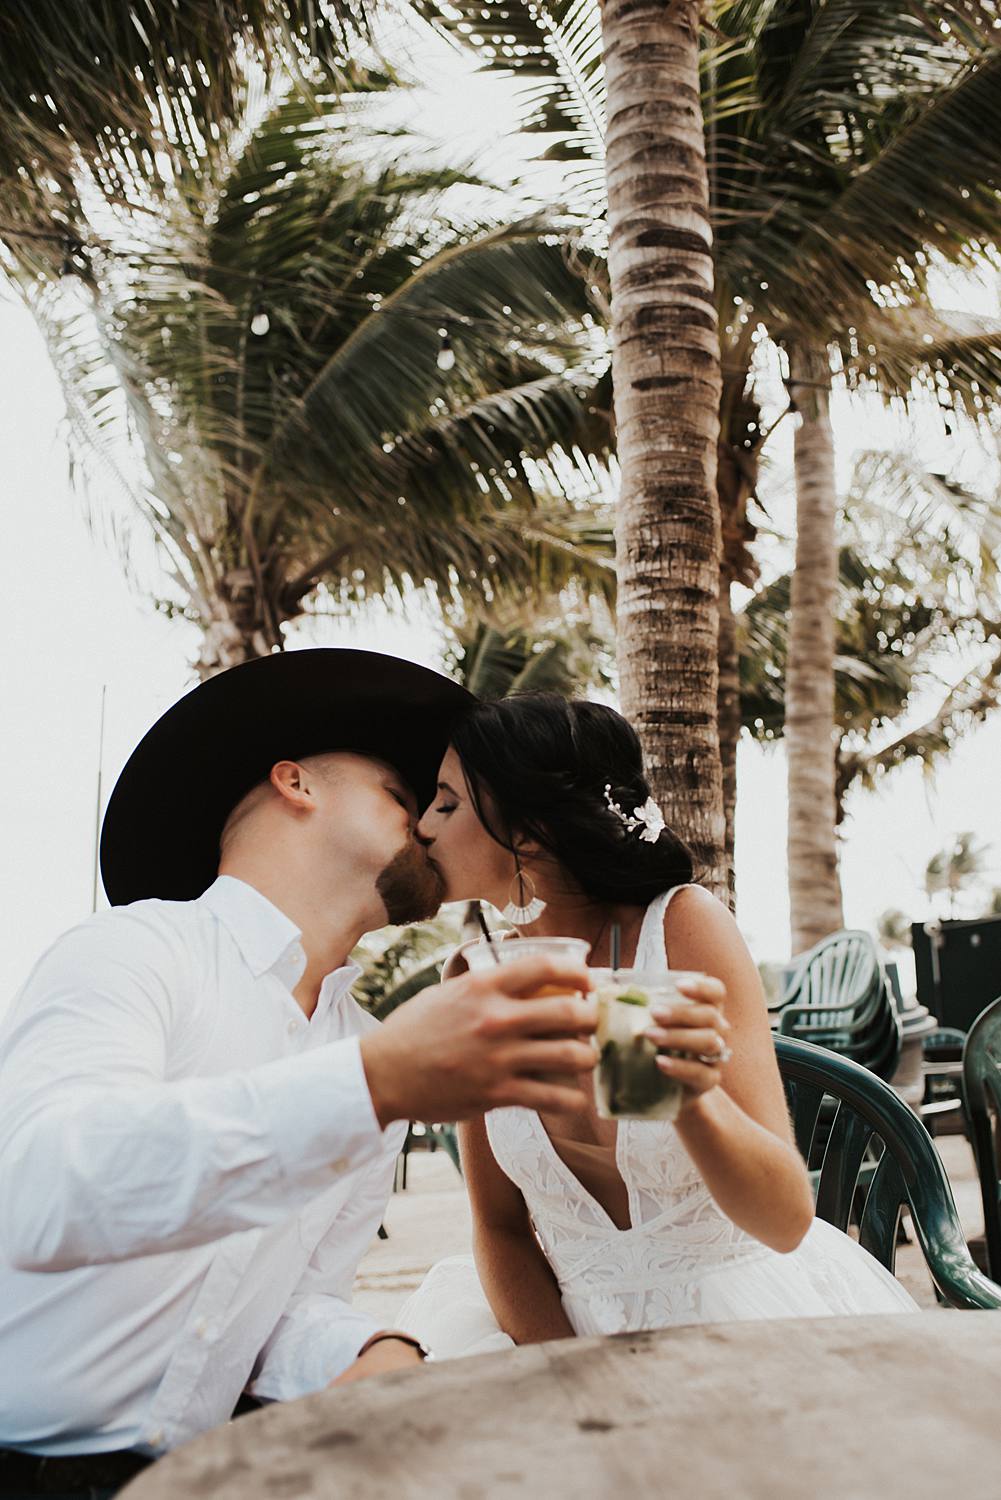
(91, 684), (107, 914)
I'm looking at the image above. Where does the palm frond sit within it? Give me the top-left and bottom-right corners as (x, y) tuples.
(0, 3), (369, 270)
(352, 914), (461, 1017)
(284, 494), (615, 622)
(445, 609), (613, 697)
(26, 69), (615, 670)
(417, 0), (608, 217)
(740, 510), (1001, 745)
(259, 220), (600, 512)
(759, 0), (982, 131)
(742, 435), (1001, 802)
(847, 449), (1001, 585)
(836, 307), (1001, 418)
(744, 49), (1001, 326)
(838, 648), (1001, 795)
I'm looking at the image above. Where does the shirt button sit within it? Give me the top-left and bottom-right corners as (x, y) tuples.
(194, 1317), (208, 1338)
(147, 1429), (164, 1447)
(287, 1018), (300, 1036)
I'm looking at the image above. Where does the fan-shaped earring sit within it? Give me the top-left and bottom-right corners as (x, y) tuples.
(501, 868), (546, 925)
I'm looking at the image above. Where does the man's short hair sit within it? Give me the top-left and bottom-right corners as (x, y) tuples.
(218, 754), (347, 856)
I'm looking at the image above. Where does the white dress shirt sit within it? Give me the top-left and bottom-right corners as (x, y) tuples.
(0, 876), (407, 1456)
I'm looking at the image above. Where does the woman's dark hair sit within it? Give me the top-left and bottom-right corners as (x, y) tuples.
(450, 692), (694, 906)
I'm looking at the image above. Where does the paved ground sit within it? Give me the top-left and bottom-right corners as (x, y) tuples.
(355, 1150), (471, 1327)
(353, 1129), (984, 1323)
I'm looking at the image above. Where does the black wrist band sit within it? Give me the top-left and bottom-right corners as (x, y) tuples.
(362, 1332), (432, 1361)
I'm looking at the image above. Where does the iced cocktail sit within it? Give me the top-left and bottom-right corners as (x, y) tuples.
(465, 937), (593, 1084)
(592, 968), (701, 1121)
(464, 936), (591, 995)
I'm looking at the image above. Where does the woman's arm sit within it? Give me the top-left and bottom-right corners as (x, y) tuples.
(461, 1115), (576, 1343)
(656, 887), (815, 1253)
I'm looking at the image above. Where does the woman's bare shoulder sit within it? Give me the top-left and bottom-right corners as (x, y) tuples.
(663, 884), (750, 970)
(666, 882), (736, 926)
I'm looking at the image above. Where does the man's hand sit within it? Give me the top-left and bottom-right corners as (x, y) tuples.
(360, 956), (596, 1128)
(329, 1334), (425, 1386)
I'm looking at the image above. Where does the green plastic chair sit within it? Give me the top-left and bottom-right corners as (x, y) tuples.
(395, 1121), (462, 1190)
(962, 997), (1001, 1282)
(775, 1035), (1001, 1308)
(779, 930), (901, 1081)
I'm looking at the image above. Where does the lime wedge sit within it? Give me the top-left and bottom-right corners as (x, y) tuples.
(615, 988), (649, 1007)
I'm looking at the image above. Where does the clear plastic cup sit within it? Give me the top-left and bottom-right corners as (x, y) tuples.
(464, 937), (593, 1087)
(464, 936), (591, 996)
(592, 968), (702, 1121)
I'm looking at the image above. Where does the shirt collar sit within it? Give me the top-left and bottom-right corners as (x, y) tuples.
(200, 876), (304, 979)
(199, 876), (364, 1014)
(313, 961), (365, 1024)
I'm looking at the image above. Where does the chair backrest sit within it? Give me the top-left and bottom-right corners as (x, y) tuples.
(962, 997), (1001, 1282)
(779, 930), (901, 1080)
(782, 929), (881, 1010)
(775, 1035), (1001, 1309)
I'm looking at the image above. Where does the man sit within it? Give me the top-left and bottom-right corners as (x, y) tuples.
(0, 649), (595, 1497)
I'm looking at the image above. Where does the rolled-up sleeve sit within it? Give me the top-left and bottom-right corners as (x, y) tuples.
(250, 1120), (407, 1396)
(0, 922), (387, 1272)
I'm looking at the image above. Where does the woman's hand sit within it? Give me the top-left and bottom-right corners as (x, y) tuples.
(645, 974), (732, 1110)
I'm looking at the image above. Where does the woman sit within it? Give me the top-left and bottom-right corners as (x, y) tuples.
(398, 692), (915, 1357)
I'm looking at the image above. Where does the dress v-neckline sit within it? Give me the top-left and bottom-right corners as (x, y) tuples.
(532, 1113), (636, 1234)
(528, 890), (675, 1236)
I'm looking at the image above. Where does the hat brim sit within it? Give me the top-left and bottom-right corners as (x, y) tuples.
(100, 648), (474, 906)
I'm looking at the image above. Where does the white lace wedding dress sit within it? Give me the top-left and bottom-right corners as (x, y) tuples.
(398, 889), (917, 1359)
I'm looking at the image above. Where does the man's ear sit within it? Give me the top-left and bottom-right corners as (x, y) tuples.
(269, 760), (315, 811)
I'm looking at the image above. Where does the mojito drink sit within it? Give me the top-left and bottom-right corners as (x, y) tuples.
(593, 969), (700, 1121)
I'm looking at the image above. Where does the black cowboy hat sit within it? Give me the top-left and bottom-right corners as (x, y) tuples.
(100, 648), (474, 906)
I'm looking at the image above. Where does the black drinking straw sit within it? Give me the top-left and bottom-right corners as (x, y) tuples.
(474, 901), (502, 964)
(610, 921), (621, 974)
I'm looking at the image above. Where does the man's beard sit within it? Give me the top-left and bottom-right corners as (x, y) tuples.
(376, 840), (446, 924)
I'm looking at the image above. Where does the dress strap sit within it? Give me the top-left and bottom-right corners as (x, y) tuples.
(634, 885), (691, 972)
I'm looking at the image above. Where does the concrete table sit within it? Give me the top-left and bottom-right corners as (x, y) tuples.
(125, 1312), (1000, 1500)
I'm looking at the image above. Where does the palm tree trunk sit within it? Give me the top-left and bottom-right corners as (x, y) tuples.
(717, 566), (739, 907)
(601, 0), (726, 897)
(715, 388), (761, 910)
(786, 345), (845, 952)
(195, 568), (284, 679)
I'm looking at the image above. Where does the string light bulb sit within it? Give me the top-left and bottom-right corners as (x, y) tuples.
(436, 329), (455, 372)
(250, 306), (270, 337)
